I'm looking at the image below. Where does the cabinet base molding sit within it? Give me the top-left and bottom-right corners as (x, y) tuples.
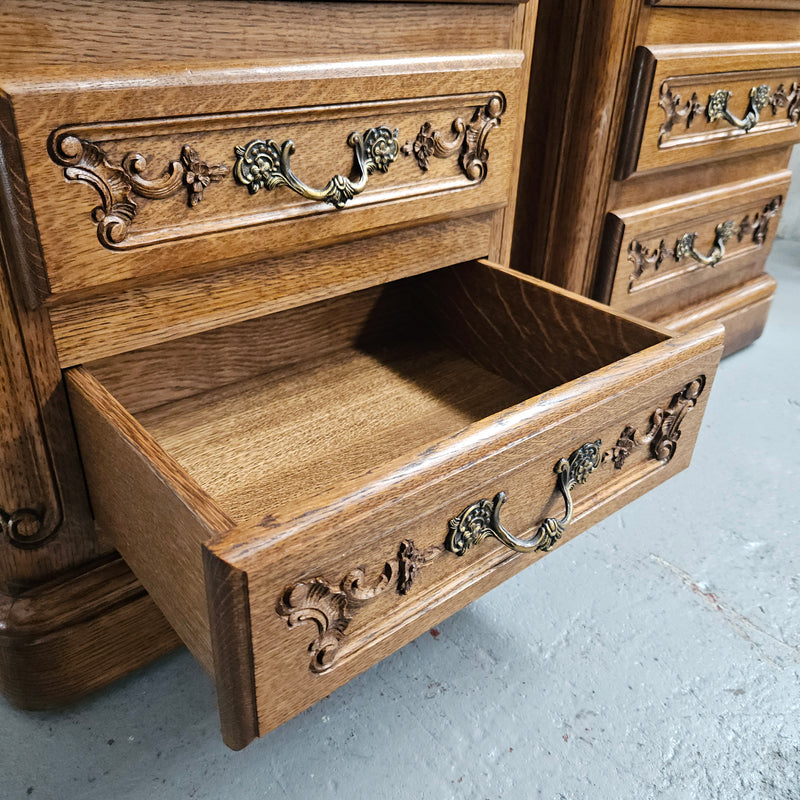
(0, 556), (181, 710)
(655, 273), (776, 357)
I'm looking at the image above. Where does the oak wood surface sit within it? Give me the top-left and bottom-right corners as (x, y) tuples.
(0, 0), (539, 726)
(619, 43), (800, 179)
(656, 271), (777, 355)
(49, 213), (494, 367)
(6, 56), (521, 300)
(650, 1), (800, 7)
(65, 259), (723, 747)
(0, 556), (181, 709)
(0, 127), (103, 590)
(0, 1), (523, 79)
(599, 170), (790, 316)
(512, 0), (644, 293)
(66, 367), (233, 673)
(510, 0), (796, 360)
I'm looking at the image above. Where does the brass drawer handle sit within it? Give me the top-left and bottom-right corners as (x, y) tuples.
(447, 441), (602, 556)
(234, 126), (400, 209)
(675, 220), (735, 267)
(707, 84), (771, 133)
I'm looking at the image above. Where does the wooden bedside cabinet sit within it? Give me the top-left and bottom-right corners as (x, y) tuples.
(0, 0), (724, 749)
(514, 0), (800, 355)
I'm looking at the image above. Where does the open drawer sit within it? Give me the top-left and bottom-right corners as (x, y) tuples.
(65, 261), (724, 749)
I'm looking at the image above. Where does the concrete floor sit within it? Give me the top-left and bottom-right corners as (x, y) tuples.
(2, 242), (799, 800)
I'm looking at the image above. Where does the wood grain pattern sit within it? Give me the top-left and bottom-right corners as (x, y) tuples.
(0, 1), (523, 79)
(656, 272), (777, 355)
(6, 54), (521, 301)
(621, 43), (800, 178)
(650, 1), (800, 10)
(49, 213), (496, 367)
(0, 556), (181, 709)
(513, 0), (644, 293)
(66, 367), (232, 672)
(598, 171), (790, 317)
(65, 260), (723, 747)
(0, 169), (103, 590)
(510, 0), (795, 357)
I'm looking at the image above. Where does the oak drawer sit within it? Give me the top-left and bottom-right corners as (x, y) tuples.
(65, 262), (724, 749)
(597, 170), (790, 318)
(618, 43), (800, 179)
(0, 52), (523, 303)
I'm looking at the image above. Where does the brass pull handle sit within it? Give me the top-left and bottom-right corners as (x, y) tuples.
(447, 441), (602, 556)
(707, 84), (771, 132)
(675, 220), (735, 267)
(234, 126), (400, 209)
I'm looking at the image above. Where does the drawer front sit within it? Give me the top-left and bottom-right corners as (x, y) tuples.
(617, 43), (800, 179)
(216, 340), (720, 747)
(65, 263), (724, 749)
(598, 171), (790, 317)
(2, 54), (523, 299)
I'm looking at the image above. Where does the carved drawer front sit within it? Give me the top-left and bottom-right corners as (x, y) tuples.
(65, 261), (723, 750)
(597, 170), (791, 318)
(0, 53), (523, 304)
(617, 43), (800, 179)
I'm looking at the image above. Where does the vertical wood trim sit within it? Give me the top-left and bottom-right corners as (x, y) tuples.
(526, 0), (644, 293)
(0, 94), (48, 308)
(614, 47), (657, 181)
(204, 546), (258, 750)
(593, 212), (625, 304)
(492, 0), (540, 265)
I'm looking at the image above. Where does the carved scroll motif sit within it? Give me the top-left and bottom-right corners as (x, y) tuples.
(627, 196), (784, 291)
(659, 80), (800, 145)
(604, 377), (706, 470)
(401, 94), (505, 181)
(50, 134), (229, 246)
(277, 540), (442, 673)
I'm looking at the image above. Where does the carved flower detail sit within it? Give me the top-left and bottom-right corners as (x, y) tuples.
(180, 145), (229, 206)
(402, 122), (436, 171)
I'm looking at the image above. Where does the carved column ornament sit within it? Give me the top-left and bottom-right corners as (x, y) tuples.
(49, 133), (229, 246)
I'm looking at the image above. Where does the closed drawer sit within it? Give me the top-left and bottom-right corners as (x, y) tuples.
(65, 262), (724, 749)
(597, 170), (790, 317)
(0, 52), (523, 303)
(618, 43), (800, 179)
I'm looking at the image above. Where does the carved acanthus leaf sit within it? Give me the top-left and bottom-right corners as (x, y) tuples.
(628, 196), (784, 290)
(278, 539), (443, 673)
(604, 377), (706, 469)
(50, 133), (229, 246)
(402, 94), (505, 182)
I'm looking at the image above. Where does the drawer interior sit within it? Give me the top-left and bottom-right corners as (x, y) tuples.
(84, 262), (668, 524)
(67, 260), (718, 749)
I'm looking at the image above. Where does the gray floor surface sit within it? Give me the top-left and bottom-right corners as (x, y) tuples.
(2, 241), (799, 800)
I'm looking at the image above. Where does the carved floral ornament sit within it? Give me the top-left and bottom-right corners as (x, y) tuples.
(49, 95), (505, 246)
(658, 79), (800, 145)
(627, 196), (783, 291)
(278, 378), (705, 675)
